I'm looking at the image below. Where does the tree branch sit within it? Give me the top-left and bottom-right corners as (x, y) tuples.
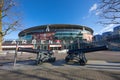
(3, 20), (19, 36)
(98, 0), (120, 25)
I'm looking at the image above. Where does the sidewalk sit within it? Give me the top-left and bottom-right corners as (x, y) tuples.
(0, 51), (120, 80)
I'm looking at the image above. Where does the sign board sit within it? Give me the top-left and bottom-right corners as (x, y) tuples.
(32, 39), (36, 44)
(49, 45), (62, 47)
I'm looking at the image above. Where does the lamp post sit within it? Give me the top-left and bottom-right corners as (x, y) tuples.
(77, 38), (80, 49)
(76, 32), (82, 49)
(13, 40), (19, 66)
(0, 0), (3, 51)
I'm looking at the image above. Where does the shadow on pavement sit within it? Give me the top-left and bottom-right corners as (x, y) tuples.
(0, 59), (83, 67)
(51, 59), (65, 66)
(0, 60), (37, 66)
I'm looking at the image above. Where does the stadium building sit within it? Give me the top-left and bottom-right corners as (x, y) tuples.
(18, 24), (93, 50)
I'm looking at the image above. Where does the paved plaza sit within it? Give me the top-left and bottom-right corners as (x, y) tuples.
(0, 50), (120, 80)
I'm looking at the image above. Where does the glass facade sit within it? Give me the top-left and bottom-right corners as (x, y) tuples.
(18, 24), (93, 50)
(20, 29), (84, 41)
(20, 35), (32, 40)
(54, 29), (82, 40)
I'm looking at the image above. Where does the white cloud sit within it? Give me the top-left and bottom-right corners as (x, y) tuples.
(94, 33), (99, 35)
(99, 24), (115, 34)
(83, 3), (99, 20)
(95, 11), (101, 15)
(89, 3), (98, 12)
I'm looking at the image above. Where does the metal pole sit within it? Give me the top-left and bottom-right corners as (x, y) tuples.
(13, 41), (18, 66)
(77, 38), (80, 49)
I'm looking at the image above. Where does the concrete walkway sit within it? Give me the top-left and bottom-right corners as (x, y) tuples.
(85, 60), (120, 71)
(1, 60), (120, 72)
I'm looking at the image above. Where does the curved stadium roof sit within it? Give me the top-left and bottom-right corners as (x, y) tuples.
(18, 24), (93, 36)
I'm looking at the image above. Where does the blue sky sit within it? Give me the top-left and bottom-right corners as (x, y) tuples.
(4, 0), (116, 40)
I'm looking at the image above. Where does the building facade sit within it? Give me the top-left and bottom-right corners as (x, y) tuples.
(93, 25), (120, 51)
(18, 24), (93, 50)
(113, 25), (120, 35)
(94, 25), (120, 41)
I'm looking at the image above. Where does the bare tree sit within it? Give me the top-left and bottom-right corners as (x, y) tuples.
(98, 0), (120, 25)
(0, 0), (21, 51)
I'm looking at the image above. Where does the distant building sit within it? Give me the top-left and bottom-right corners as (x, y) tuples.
(93, 25), (120, 51)
(113, 25), (120, 35)
(93, 34), (102, 41)
(102, 31), (113, 40)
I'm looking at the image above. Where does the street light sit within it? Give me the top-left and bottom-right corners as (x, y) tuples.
(76, 32), (82, 49)
(77, 37), (80, 49)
